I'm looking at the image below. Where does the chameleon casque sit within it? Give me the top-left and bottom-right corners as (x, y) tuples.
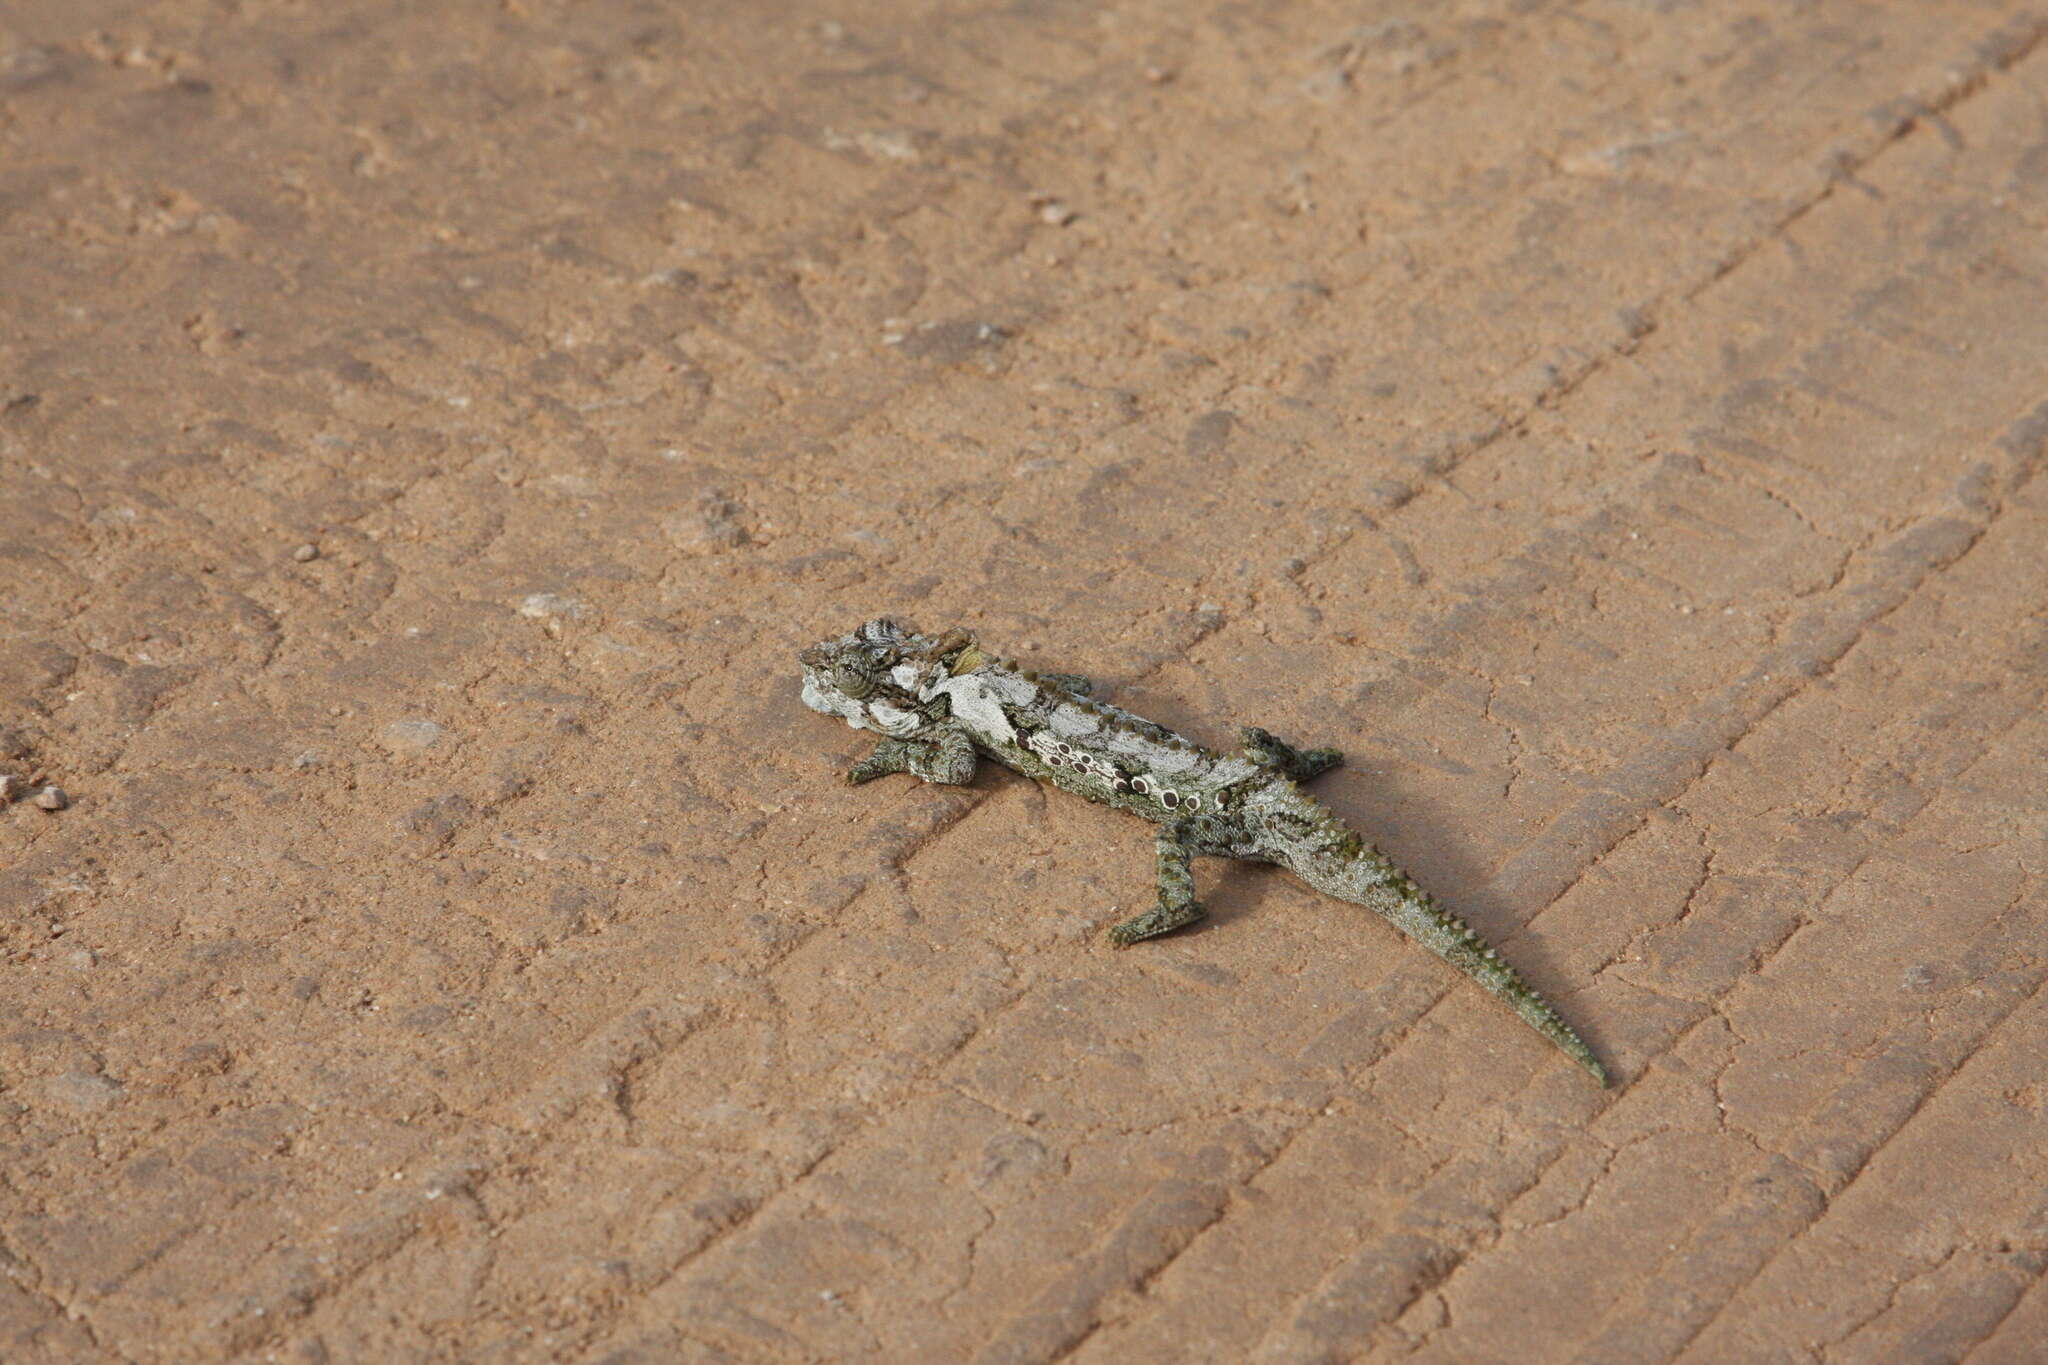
(799, 618), (1606, 1085)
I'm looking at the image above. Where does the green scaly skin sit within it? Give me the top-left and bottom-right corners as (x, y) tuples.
(798, 618), (1608, 1086)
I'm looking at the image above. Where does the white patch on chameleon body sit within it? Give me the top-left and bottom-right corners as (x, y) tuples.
(1118, 736), (1200, 775)
(1207, 755), (1263, 786)
(866, 700), (922, 736)
(1046, 706), (1100, 739)
(889, 662), (922, 690)
(802, 674), (866, 728)
(922, 672), (1020, 745)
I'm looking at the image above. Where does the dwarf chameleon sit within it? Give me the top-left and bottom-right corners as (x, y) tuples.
(799, 618), (1605, 1084)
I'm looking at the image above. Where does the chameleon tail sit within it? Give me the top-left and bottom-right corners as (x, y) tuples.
(1277, 821), (1607, 1085)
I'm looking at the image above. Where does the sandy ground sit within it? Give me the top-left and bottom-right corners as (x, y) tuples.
(3, 2), (2046, 1361)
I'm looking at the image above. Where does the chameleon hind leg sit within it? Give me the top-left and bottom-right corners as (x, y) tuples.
(846, 725), (977, 785)
(1108, 819), (1206, 945)
(1240, 726), (1343, 781)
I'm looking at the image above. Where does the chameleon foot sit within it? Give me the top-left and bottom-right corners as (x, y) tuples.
(845, 732), (975, 785)
(1240, 726), (1344, 781)
(846, 749), (908, 784)
(1108, 901), (1207, 945)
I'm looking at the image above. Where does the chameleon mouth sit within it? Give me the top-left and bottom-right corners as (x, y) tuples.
(798, 644), (829, 669)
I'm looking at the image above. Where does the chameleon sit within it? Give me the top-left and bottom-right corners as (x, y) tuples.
(798, 618), (1607, 1085)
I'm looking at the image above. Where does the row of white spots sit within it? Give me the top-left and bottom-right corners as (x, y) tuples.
(1025, 732), (1205, 810)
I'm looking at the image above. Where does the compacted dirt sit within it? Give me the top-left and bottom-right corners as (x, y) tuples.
(4, 2), (2046, 1361)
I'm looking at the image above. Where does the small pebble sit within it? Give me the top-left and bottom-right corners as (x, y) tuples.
(378, 720), (447, 756)
(44, 1071), (122, 1112)
(292, 543), (320, 562)
(32, 785), (67, 811)
(518, 592), (591, 621)
(0, 773), (22, 802)
(1037, 200), (1077, 226)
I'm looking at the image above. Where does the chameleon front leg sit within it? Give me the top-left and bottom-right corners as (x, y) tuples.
(1108, 818), (1207, 945)
(846, 725), (977, 785)
(1240, 726), (1343, 781)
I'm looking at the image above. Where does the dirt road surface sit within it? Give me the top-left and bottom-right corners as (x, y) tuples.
(4, 2), (2046, 1361)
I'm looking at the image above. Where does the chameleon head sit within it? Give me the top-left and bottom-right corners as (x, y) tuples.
(798, 617), (954, 736)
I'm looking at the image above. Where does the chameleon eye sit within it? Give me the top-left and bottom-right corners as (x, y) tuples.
(833, 658), (879, 699)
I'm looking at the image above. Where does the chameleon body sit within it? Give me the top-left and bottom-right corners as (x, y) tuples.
(798, 618), (1606, 1085)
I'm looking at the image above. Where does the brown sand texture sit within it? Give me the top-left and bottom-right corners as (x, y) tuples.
(4, 3), (2047, 1362)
